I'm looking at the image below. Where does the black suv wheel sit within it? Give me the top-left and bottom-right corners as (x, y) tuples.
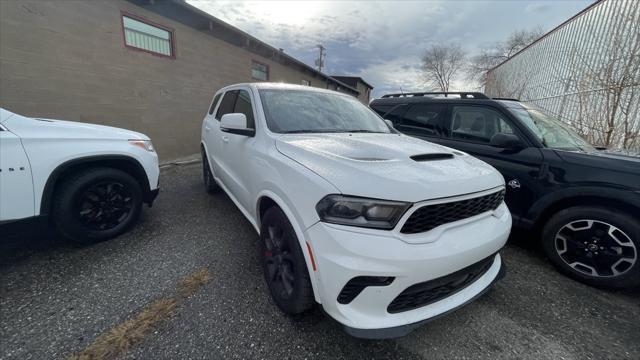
(260, 206), (314, 314)
(53, 167), (143, 245)
(542, 206), (640, 288)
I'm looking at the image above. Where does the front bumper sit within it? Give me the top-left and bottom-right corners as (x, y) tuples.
(343, 258), (506, 339)
(144, 188), (160, 206)
(305, 202), (511, 337)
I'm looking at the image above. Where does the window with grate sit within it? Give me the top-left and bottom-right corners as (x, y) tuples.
(122, 15), (173, 57)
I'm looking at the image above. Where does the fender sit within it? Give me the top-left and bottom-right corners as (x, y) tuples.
(40, 155), (151, 216)
(256, 189), (323, 304)
(524, 186), (640, 228)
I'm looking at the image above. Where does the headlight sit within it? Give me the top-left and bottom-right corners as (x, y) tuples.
(129, 139), (155, 152)
(316, 195), (411, 230)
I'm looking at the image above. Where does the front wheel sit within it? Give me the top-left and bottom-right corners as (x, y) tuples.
(53, 167), (143, 245)
(260, 206), (314, 314)
(541, 206), (640, 288)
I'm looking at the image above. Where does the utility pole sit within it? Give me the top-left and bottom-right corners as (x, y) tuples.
(315, 44), (326, 72)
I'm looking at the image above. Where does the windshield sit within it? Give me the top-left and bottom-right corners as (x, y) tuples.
(259, 89), (391, 134)
(510, 105), (595, 152)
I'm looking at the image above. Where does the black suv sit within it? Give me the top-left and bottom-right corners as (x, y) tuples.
(370, 92), (640, 288)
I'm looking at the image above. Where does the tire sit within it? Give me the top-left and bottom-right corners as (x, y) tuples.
(202, 148), (219, 194)
(541, 206), (640, 288)
(52, 167), (143, 245)
(260, 206), (314, 314)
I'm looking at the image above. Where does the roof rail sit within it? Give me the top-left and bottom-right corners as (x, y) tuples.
(381, 92), (489, 99)
(492, 97), (520, 101)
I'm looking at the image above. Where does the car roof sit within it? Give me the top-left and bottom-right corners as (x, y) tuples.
(220, 82), (352, 97)
(370, 95), (525, 109)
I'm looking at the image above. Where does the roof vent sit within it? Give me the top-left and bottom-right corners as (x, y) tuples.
(410, 153), (454, 161)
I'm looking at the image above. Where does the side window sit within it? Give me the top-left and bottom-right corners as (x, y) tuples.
(208, 93), (222, 115)
(450, 106), (515, 144)
(373, 104), (408, 126)
(233, 90), (255, 129)
(399, 103), (446, 136)
(215, 90), (238, 120)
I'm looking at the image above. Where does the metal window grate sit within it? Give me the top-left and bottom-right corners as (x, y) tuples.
(401, 190), (505, 234)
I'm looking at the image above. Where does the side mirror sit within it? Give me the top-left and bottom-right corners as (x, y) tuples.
(490, 133), (523, 149)
(384, 119), (394, 128)
(220, 113), (255, 137)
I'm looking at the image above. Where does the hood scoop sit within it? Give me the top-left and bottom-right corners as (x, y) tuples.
(410, 153), (454, 162)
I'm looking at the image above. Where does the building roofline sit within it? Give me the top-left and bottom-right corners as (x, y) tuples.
(488, 0), (603, 73)
(331, 75), (374, 89)
(128, 0), (360, 95)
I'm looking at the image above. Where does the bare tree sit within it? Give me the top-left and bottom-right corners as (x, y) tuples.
(468, 27), (544, 88)
(421, 44), (466, 92)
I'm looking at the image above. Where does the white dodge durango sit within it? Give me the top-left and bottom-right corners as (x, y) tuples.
(200, 83), (511, 338)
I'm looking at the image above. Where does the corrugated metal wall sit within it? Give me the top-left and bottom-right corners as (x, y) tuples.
(485, 0), (640, 151)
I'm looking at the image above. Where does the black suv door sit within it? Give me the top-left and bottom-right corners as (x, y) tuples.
(390, 103), (448, 141)
(437, 104), (544, 223)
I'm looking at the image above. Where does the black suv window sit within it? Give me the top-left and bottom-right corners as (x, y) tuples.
(450, 105), (515, 144)
(216, 90), (238, 120)
(398, 103), (445, 136)
(234, 90), (255, 129)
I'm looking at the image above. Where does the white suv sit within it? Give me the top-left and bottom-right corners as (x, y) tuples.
(200, 83), (511, 338)
(0, 108), (159, 244)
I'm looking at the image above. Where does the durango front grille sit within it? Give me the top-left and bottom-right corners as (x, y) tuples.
(387, 255), (496, 313)
(400, 190), (505, 234)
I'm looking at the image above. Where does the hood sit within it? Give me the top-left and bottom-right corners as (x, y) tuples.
(276, 133), (504, 202)
(555, 149), (640, 175)
(3, 112), (148, 140)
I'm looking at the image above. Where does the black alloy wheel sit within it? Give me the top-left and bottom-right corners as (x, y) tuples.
(76, 181), (134, 231)
(260, 206), (314, 314)
(202, 148), (218, 194)
(53, 167), (143, 244)
(264, 224), (296, 300)
(542, 206), (640, 288)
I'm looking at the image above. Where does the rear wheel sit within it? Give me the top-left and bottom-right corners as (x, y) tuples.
(260, 206), (314, 314)
(53, 167), (143, 245)
(542, 206), (640, 288)
(202, 148), (218, 194)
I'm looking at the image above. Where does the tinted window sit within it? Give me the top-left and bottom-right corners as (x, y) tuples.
(233, 90), (255, 128)
(450, 106), (515, 144)
(208, 93), (222, 115)
(215, 91), (238, 120)
(399, 103), (445, 136)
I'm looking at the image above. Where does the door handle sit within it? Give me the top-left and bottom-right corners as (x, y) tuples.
(222, 136), (229, 143)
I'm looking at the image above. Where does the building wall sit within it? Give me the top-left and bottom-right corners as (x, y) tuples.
(0, 0), (339, 161)
(485, 0), (640, 151)
(354, 81), (371, 104)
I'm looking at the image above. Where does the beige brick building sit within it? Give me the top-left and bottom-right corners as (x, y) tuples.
(0, 0), (372, 161)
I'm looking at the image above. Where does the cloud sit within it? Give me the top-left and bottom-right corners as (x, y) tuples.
(525, 3), (551, 13)
(187, 0), (591, 98)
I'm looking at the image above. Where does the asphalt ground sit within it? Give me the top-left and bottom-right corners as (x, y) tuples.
(1, 162), (639, 359)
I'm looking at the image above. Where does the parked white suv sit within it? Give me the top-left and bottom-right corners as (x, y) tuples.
(200, 83), (511, 338)
(0, 108), (159, 244)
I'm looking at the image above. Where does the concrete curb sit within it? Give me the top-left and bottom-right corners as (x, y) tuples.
(159, 154), (201, 169)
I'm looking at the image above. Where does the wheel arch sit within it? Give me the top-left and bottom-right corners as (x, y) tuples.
(256, 191), (322, 304)
(528, 188), (640, 235)
(40, 155), (151, 216)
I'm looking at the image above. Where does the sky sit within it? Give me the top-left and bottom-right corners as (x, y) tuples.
(187, 0), (592, 98)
